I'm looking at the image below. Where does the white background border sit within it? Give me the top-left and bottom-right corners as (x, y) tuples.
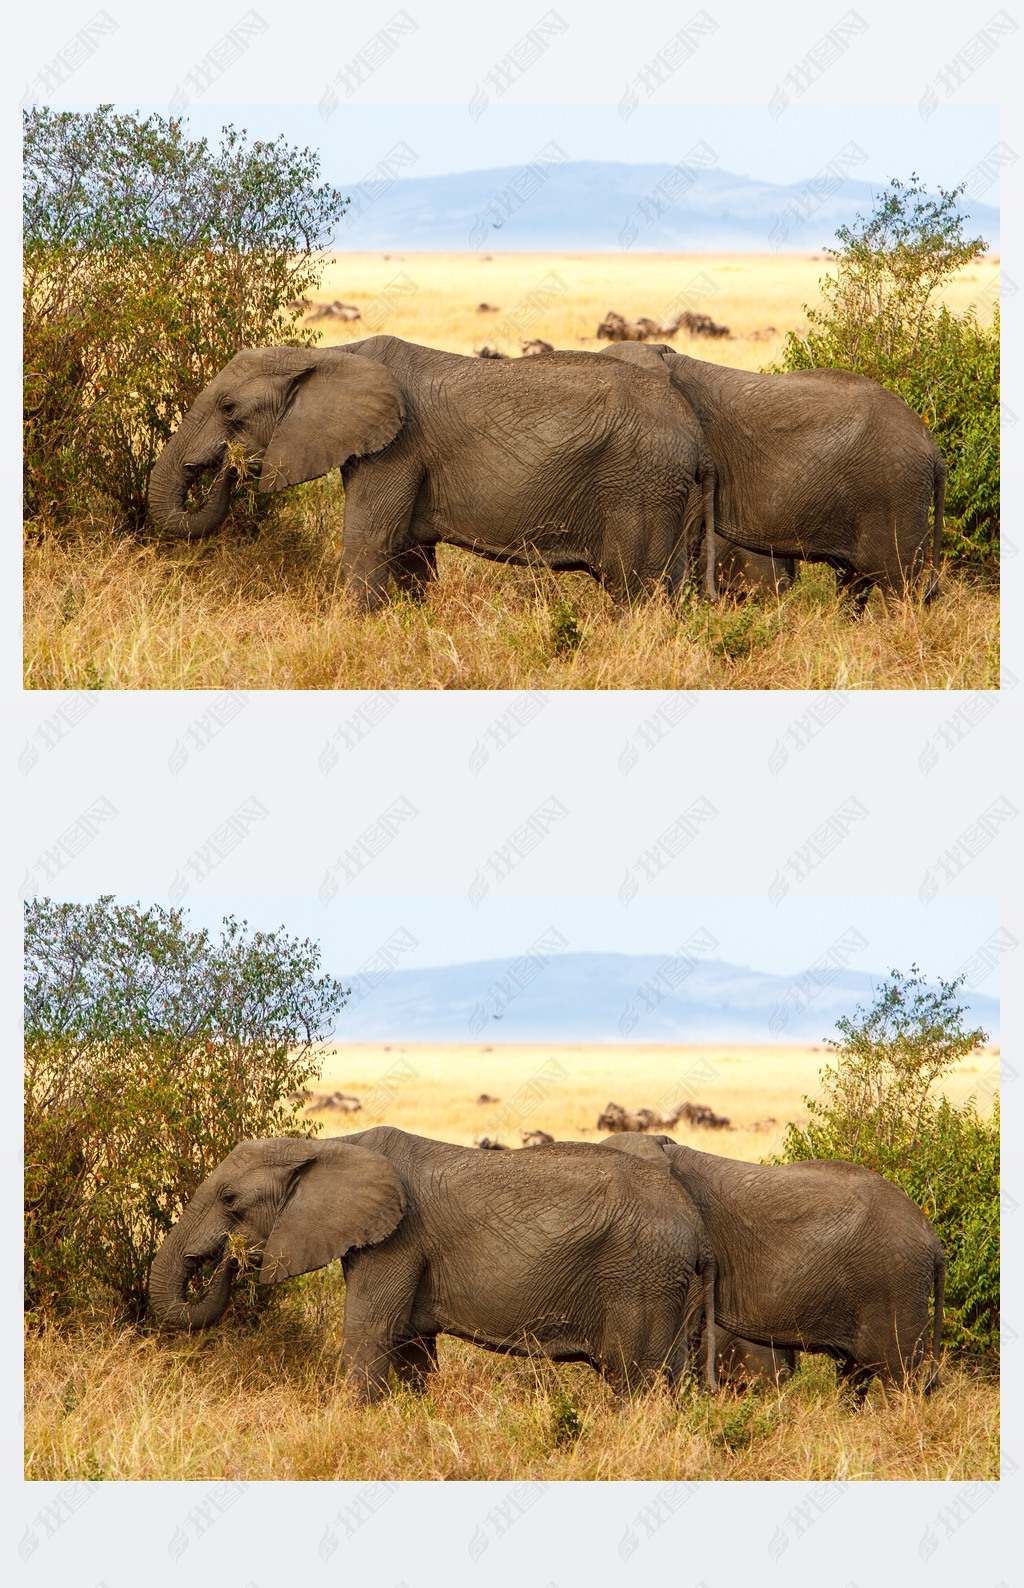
(7, 2), (1020, 1583)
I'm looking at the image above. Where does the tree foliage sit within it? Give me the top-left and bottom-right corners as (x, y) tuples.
(23, 106), (348, 529)
(773, 176), (999, 568)
(775, 967), (999, 1360)
(24, 897), (348, 1321)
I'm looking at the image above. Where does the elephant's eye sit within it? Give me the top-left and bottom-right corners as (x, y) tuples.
(220, 400), (236, 417)
(221, 1191), (236, 1207)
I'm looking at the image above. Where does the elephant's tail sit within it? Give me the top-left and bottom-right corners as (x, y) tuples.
(701, 454), (717, 601)
(925, 1249), (946, 1393)
(926, 455), (945, 601)
(701, 1246), (718, 1393)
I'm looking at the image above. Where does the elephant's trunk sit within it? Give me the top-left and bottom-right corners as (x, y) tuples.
(148, 420), (236, 541)
(149, 1215), (237, 1330)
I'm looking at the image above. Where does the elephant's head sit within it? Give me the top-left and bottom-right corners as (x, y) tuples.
(148, 1138), (406, 1330)
(147, 346), (406, 540)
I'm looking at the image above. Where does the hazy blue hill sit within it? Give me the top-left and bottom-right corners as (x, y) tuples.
(333, 159), (1000, 253)
(335, 952), (999, 1043)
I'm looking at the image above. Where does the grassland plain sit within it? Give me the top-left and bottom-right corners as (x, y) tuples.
(24, 253), (999, 692)
(26, 1044), (999, 1483)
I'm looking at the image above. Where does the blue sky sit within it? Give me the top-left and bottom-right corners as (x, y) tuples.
(90, 102), (998, 189)
(57, 893), (1000, 984)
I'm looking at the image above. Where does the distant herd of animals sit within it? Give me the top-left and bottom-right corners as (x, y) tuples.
(148, 327), (944, 614)
(150, 1124), (946, 1405)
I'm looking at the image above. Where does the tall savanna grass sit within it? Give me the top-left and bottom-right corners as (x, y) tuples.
(26, 1275), (998, 1482)
(24, 493), (998, 691)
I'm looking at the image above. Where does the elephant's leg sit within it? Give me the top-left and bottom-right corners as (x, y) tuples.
(836, 1356), (874, 1406)
(835, 564), (874, 615)
(343, 1328), (397, 1404)
(392, 1333), (438, 1392)
(341, 465), (425, 612)
(599, 510), (687, 607)
(388, 543), (437, 601)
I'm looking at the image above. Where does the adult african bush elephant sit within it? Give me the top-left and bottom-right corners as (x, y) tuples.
(600, 342), (945, 606)
(709, 1329), (796, 1389)
(148, 336), (716, 611)
(149, 1127), (718, 1403)
(715, 539), (796, 598)
(600, 1134), (944, 1398)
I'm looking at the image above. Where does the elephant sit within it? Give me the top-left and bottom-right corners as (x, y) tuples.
(600, 341), (945, 606)
(600, 1134), (945, 1399)
(147, 336), (717, 610)
(149, 1127), (718, 1403)
(715, 539), (796, 598)
(708, 1329), (796, 1390)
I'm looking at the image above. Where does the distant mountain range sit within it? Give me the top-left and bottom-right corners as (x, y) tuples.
(334, 952), (999, 1044)
(332, 159), (1000, 253)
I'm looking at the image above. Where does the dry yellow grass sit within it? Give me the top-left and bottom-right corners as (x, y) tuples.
(24, 252), (999, 691)
(24, 506), (999, 691)
(305, 1040), (1000, 1161)
(25, 1305), (997, 1482)
(310, 251), (1000, 371)
(26, 1042), (999, 1481)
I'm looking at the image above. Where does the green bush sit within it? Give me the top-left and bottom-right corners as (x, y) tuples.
(23, 106), (348, 529)
(774, 967), (999, 1360)
(773, 176), (999, 569)
(24, 897), (348, 1322)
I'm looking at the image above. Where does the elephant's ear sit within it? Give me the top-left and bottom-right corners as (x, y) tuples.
(259, 1144), (406, 1283)
(259, 351), (405, 491)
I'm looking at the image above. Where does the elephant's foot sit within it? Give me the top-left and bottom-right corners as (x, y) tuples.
(836, 1359), (874, 1406)
(389, 545), (438, 602)
(344, 1339), (396, 1403)
(392, 1335), (438, 1392)
(342, 576), (391, 615)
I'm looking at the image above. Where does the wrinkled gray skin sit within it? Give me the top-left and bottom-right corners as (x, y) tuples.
(148, 337), (717, 610)
(601, 1135), (944, 1398)
(149, 1128), (718, 1403)
(716, 539), (796, 597)
(601, 342), (945, 606)
(708, 1329), (796, 1390)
